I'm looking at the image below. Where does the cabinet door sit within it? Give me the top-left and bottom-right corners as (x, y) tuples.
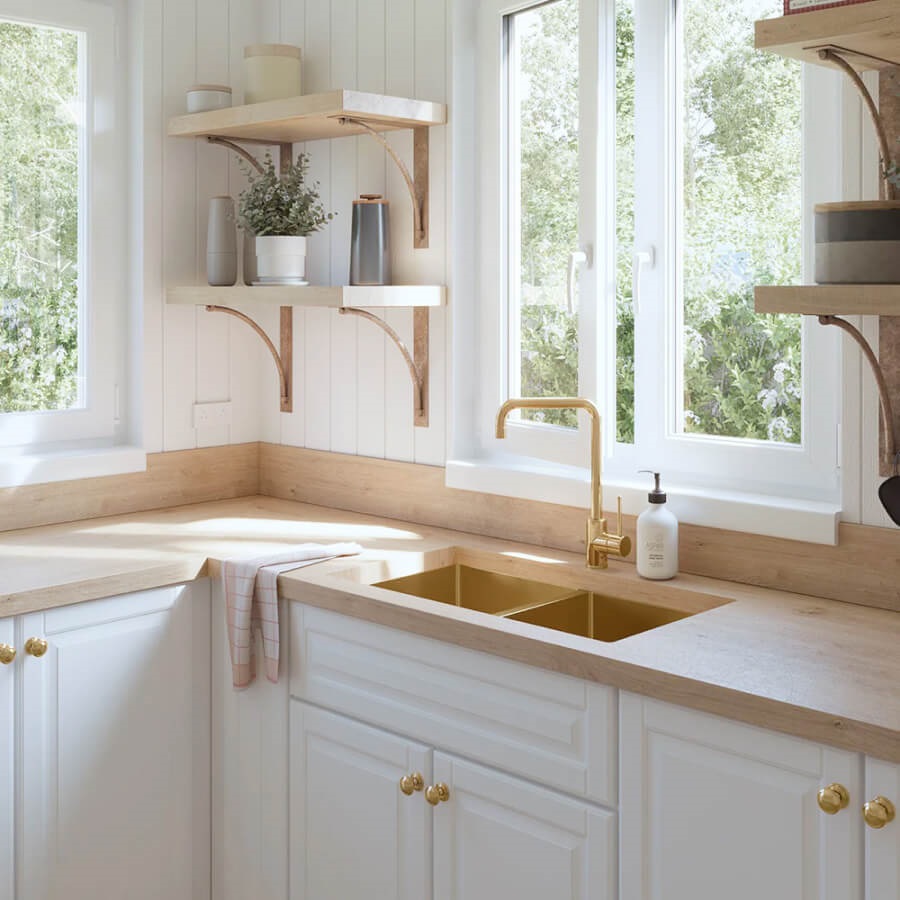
(865, 757), (900, 900)
(620, 693), (864, 900)
(290, 701), (432, 900)
(433, 753), (616, 900)
(19, 583), (211, 900)
(0, 617), (14, 900)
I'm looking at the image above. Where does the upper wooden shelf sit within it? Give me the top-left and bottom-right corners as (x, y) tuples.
(167, 89), (447, 143)
(755, 0), (900, 71)
(166, 284), (446, 309)
(755, 284), (900, 315)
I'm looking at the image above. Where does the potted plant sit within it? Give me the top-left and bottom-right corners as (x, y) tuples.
(237, 152), (334, 283)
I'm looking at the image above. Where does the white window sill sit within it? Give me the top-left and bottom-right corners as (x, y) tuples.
(0, 444), (147, 489)
(446, 456), (841, 546)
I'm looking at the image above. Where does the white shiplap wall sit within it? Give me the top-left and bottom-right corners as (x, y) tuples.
(149, 0), (449, 466)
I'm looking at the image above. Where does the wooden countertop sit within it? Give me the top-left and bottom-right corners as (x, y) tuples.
(2, 496), (898, 762)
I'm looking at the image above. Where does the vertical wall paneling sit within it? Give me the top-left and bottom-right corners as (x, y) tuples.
(194, 0), (232, 448)
(153, 0), (450, 462)
(355, 0), (389, 459)
(278, 0), (308, 448)
(228, 0), (267, 446)
(328, 0), (360, 455)
(301, 2), (335, 451)
(163, 0), (200, 451)
(412, 0), (448, 465)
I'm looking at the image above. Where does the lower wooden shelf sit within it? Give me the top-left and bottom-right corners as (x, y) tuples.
(755, 284), (900, 316)
(166, 284), (445, 308)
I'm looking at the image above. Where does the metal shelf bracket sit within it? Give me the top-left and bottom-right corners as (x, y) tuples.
(205, 305), (293, 412)
(340, 306), (429, 426)
(338, 117), (430, 248)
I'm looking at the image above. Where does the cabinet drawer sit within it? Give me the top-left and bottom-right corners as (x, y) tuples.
(290, 603), (616, 805)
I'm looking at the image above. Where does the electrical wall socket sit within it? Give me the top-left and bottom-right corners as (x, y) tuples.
(193, 401), (232, 429)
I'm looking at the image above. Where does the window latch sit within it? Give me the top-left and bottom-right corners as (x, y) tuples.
(632, 247), (656, 317)
(567, 248), (590, 314)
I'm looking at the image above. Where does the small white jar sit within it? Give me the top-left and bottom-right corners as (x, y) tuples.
(243, 44), (302, 104)
(186, 84), (232, 114)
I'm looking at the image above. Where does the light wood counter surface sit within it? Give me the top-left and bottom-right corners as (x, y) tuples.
(1, 495), (898, 762)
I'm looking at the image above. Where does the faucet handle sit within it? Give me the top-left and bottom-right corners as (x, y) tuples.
(616, 496), (624, 536)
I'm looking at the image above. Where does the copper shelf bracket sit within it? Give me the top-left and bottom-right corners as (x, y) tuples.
(340, 306), (429, 427)
(338, 117), (429, 248)
(206, 136), (295, 176)
(205, 305), (293, 412)
(817, 49), (896, 200)
(818, 315), (897, 472)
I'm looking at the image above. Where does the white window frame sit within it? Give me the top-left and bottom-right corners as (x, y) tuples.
(0, 0), (124, 451)
(449, 0), (849, 543)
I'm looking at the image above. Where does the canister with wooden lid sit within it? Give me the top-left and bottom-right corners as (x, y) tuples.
(350, 194), (392, 286)
(243, 44), (302, 104)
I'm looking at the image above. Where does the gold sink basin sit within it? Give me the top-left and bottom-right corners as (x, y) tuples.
(374, 563), (694, 643)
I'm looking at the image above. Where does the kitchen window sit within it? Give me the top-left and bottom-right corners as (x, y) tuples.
(0, 0), (124, 452)
(453, 0), (846, 536)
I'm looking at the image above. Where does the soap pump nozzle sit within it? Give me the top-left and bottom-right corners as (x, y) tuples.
(638, 469), (667, 504)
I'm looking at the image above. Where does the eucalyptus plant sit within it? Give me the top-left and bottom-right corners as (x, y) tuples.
(237, 152), (334, 237)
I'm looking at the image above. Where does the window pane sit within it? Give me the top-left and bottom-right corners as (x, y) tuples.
(509, 0), (579, 428)
(616, 0), (635, 444)
(0, 20), (80, 414)
(680, 0), (802, 444)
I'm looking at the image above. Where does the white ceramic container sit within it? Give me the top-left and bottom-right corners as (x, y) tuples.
(186, 84), (232, 113)
(255, 235), (307, 280)
(243, 44), (302, 104)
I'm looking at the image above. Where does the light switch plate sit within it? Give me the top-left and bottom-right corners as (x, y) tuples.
(193, 401), (232, 429)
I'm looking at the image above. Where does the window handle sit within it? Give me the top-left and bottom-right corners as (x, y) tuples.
(567, 249), (590, 314)
(632, 247), (656, 317)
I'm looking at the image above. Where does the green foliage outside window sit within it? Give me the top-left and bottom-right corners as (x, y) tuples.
(517, 0), (802, 446)
(0, 21), (79, 414)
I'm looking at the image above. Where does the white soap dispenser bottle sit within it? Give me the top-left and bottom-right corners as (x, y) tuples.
(636, 471), (678, 580)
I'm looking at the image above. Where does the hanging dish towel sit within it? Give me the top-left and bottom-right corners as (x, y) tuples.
(223, 543), (361, 689)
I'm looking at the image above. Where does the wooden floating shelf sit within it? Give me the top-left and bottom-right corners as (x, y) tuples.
(755, 0), (900, 71)
(166, 284), (446, 309)
(755, 284), (900, 316)
(167, 89), (447, 144)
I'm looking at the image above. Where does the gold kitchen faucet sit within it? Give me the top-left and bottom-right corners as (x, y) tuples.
(495, 398), (631, 569)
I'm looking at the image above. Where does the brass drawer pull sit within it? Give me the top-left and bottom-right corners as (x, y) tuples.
(0, 644), (15, 665)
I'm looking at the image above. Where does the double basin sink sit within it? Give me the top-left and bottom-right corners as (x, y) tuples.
(374, 561), (712, 643)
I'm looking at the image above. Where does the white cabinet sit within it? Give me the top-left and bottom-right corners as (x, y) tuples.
(1, 617), (14, 900)
(865, 757), (900, 900)
(289, 702), (432, 900)
(620, 693), (865, 900)
(288, 700), (615, 900)
(17, 583), (211, 900)
(433, 753), (616, 900)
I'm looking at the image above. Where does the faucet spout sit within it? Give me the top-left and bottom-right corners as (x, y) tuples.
(494, 398), (630, 569)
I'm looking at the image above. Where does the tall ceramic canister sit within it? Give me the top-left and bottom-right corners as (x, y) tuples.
(349, 194), (391, 286)
(207, 196), (237, 286)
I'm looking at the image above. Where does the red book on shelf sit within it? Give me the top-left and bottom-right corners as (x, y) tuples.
(784, 0), (874, 13)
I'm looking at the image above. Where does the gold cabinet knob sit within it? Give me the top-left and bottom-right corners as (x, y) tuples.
(425, 783), (450, 806)
(863, 796), (896, 829)
(817, 783), (851, 815)
(399, 773), (424, 796)
(0, 644), (15, 665)
(24, 638), (48, 658)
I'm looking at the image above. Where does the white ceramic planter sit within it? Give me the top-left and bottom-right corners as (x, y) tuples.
(255, 235), (307, 281)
